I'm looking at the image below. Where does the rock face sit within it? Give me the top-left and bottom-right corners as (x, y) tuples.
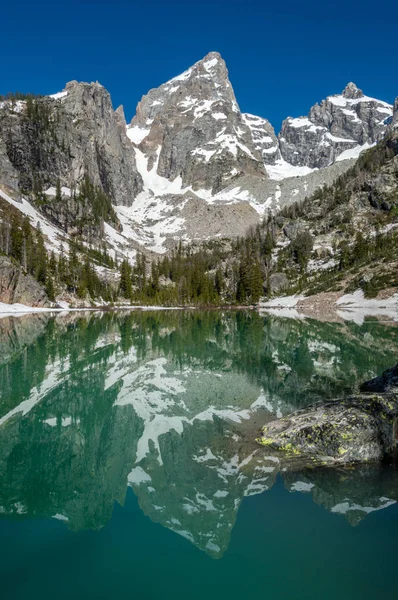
(0, 138), (19, 193)
(0, 256), (49, 306)
(0, 83), (142, 206)
(279, 83), (393, 168)
(264, 272), (289, 295)
(257, 364), (398, 464)
(391, 98), (398, 129)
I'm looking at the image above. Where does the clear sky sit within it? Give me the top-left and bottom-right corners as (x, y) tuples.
(1, 0), (397, 132)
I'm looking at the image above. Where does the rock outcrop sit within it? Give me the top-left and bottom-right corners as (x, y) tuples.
(257, 364), (398, 464)
(0, 255), (49, 306)
(279, 83), (393, 168)
(0, 83), (143, 206)
(0, 138), (19, 193)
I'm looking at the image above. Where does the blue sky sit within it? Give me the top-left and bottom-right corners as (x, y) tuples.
(1, 0), (397, 131)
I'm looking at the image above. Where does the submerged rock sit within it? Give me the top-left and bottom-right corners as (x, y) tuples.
(360, 363), (398, 394)
(257, 364), (398, 464)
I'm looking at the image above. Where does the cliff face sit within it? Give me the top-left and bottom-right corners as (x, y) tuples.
(0, 82), (143, 206)
(0, 256), (48, 306)
(391, 97), (398, 129)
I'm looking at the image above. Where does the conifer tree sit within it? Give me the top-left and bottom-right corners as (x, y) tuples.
(119, 259), (132, 299)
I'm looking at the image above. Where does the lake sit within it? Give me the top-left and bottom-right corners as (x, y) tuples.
(0, 310), (397, 599)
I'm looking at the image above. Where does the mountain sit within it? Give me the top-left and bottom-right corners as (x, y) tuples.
(279, 82), (392, 168)
(118, 54), (393, 252)
(133, 127), (398, 306)
(0, 52), (396, 304)
(128, 52), (269, 191)
(0, 81), (142, 205)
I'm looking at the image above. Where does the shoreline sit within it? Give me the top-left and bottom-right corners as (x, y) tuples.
(1, 287), (398, 324)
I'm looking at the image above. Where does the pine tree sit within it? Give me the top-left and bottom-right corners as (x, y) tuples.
(34, 228), (47, 284)
(10, 215), (23, 263)
(55, 179), (62, 203)
(214, 269), (224, 298)
(119, 259), (132, 299)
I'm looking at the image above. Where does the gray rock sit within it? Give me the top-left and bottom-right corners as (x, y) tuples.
(264, 272), (289, 294)
(283, 221), (306, 240)
(0, 138), (19, 193)
(158, 275), (174, 288)
(0, 82), (143, 208)
(0, 255), (49, 306)
(391, 98), (398, 129)
(257, 392), (398, 464)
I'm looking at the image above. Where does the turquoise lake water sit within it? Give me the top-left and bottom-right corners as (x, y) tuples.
(0, 310), (397, 599)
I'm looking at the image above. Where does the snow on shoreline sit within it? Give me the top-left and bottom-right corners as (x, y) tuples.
(335, 290), (398, 325)
(0, 301), (185, 318)
(259, 295), (305, 308)
(259, 290), (398, 324)
(336, 289), (398, 309)
(258, 296), (306, 320)
(1, 290), (397, 323)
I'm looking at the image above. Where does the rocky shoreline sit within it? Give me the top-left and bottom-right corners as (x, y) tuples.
(257, 364), (398, 465)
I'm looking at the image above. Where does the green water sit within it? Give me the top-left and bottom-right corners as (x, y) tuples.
(0, 310), (397, 599)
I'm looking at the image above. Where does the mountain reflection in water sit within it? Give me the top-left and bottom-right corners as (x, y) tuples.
(0, 310), (397, 558)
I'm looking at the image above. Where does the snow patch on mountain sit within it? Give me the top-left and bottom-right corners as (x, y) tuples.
(265, 159), (317, 181)
(49, 91), (68, 100)
(0, 187), (69, 254)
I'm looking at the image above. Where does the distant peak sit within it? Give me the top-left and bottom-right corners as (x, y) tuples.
(342, 82), (364, 99)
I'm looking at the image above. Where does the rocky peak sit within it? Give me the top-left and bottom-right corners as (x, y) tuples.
(127, 51), (269, 195)
(342, 82), (364, 100)
(279, 84), (393, 168)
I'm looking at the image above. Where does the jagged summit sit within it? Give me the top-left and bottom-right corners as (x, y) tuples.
(279, 83), (393, 168)
(177, 50), (226, 75)
(127, 50), (269, 195)
(342, 82), (364, 99)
